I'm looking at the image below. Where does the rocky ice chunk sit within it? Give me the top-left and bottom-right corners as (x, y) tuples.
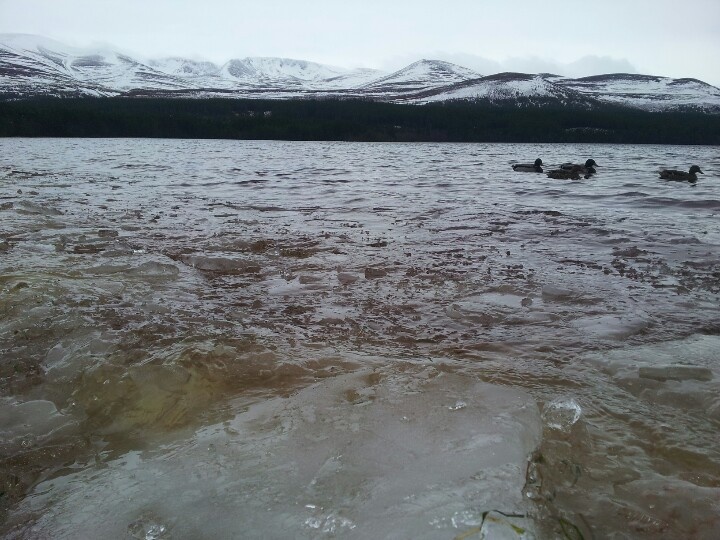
(639, 365), (713, 382)
(0, 398), (77, 450)
(583, 335), (720, 416)
(542, 397), (582, 432)
(8, 370), (542, 539)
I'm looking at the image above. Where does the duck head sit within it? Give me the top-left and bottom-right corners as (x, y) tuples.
(690, 165), (703, 174)
(534, 158), (543, 167)
(585, 159), (598, 168)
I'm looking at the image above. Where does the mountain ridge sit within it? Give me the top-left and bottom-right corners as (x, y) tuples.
(2, 34), (720, 113)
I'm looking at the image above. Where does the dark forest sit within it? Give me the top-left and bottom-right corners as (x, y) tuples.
(1, 97), (719, 144)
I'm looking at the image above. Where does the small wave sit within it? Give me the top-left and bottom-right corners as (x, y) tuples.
(235, 178), (269, 186)
(294, 167), (351, 176)
(640, 197), (720, 209)
(610, 191), (649, 198)
(16, 201), (63, 216)
(668, 237), (702, 245)
(535, 189), (568, 196)
(129, 261), (181, 278)
(321, 178), (352, 184)
(7, 169), (48, 178)
(179, 254), (261, 274)
(197, 181), (226, 187)
(111, 164), (171, 171)
(678, 199), (720, 209)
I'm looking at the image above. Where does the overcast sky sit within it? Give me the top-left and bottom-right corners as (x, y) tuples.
(1, 0), (719, 85)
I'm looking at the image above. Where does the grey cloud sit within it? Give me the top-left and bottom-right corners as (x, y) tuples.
(388, 52), (638, 78)
(502, 55), (638, 77)
(563, 56), (638, 77)
(503, 57), (567, 76)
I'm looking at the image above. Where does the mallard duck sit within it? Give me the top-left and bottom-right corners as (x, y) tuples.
(659, 165), (703, 182)
(547, 168), (581, 180)
(512, 158), (543, 173)
(561, 159), (598, 175)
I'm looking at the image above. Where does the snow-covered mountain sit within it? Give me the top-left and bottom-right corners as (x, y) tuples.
(552, 74), (720, 112)
(218, 57), (382, 89)
(0, 34), (383, 97)
(360, 59), (481, 96)
(2, 34), (720, 112)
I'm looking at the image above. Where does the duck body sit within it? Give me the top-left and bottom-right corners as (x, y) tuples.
(512, 158), (543, 173)
(659, 165), (703, 182)
(547, 168), (581, 180)
(561, 159), (598, 175)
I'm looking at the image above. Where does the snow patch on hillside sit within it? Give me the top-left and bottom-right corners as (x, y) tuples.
(556, 74), (720, 111)
(415, 74), (559, 103)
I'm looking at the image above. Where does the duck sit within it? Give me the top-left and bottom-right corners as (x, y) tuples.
(659, 165), (703, 182)
(561, 159), (598, 175)
(512, 158), (543, 173)
(546, 168), (581, 180)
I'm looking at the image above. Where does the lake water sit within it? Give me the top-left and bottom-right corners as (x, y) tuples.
(1, 139), (719, 539)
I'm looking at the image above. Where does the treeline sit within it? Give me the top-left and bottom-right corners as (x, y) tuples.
(0, 97), (719, 144)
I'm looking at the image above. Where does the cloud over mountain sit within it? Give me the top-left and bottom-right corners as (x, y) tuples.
(386, 53), (638, 79)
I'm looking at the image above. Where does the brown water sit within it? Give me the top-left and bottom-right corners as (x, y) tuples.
(1, 139), (719, 538)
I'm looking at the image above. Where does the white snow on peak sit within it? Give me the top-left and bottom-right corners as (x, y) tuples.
(149, 58), (221, 78)
(216, 57), (384, 90)
(221, 57), (344, 85)
(0, 33), (128, 65)
(0, 33), (83, 55)
(362, 59), (481, 93)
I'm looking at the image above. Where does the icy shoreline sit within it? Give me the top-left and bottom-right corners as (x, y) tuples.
(8, 370), (542, 539)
